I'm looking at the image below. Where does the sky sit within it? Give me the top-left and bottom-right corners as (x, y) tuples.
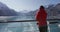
(0, 0), (60, 12)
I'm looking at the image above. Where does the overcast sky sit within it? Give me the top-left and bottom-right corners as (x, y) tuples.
(0, 0), (60, 12)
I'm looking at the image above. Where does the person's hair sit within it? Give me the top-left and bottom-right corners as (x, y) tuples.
(40, 6), (44, 9)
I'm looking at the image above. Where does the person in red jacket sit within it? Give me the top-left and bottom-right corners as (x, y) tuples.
(36, 6), (48, 32)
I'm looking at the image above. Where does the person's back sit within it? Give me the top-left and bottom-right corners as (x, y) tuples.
(36, 6), (48, 32)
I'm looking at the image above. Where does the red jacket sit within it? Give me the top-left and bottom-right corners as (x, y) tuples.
(36, 6), (47, 26)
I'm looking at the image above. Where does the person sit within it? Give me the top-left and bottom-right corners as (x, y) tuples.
(35, 6), (48, 32)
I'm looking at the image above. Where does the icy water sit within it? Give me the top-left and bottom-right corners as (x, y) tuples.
(0, 22), (39, 32)
(0, 17), (60, 32)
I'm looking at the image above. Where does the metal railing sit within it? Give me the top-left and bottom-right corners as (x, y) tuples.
(0, 19), (60, 24)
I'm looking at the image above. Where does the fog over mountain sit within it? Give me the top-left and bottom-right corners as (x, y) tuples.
(0, 2), (18, 16)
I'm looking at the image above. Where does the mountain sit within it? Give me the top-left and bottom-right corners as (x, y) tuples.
(18, 10), (37, 20)
(16, 3), (60, 20)
(0, 2), (18, 16)
(46, 3), (60, 19)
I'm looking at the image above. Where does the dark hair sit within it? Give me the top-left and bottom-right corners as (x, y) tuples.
(40, 6), (44, 9)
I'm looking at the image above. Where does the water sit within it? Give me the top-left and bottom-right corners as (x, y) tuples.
(49, 23), (60, 32)
(0, 22), (39, 32)
(0, 16), (60, 32)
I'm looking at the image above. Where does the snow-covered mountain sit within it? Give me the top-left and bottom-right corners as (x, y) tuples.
(18, 3), (60, 19)
(0, 2), (18, 16)
(46, 3), (60, 19)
